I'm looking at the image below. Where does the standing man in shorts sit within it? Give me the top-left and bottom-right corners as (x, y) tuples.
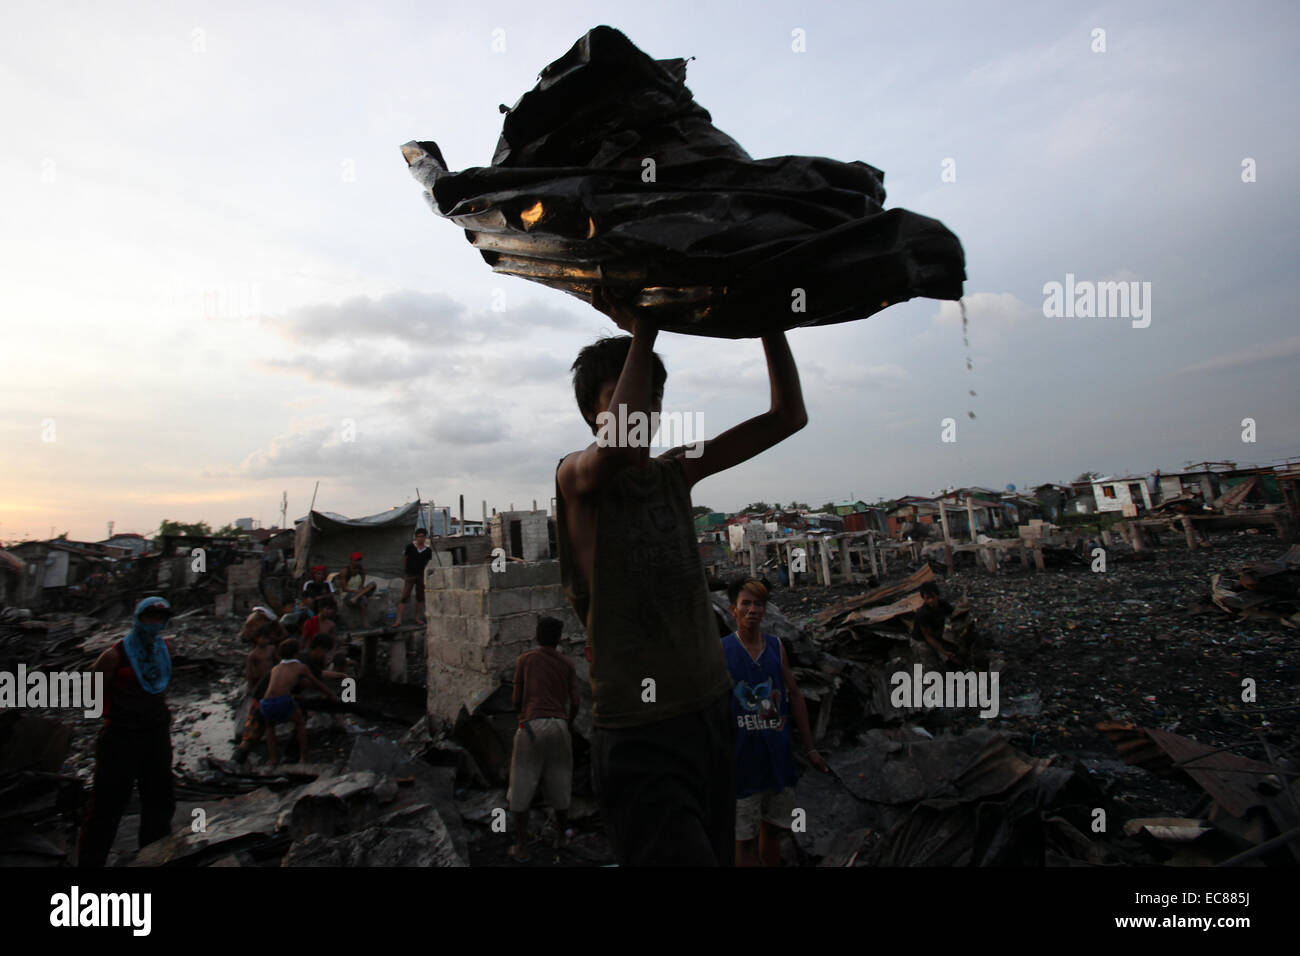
(507, 616), (581, 861)
(721, 577), (828, 866)
(395, 528), (433, 626)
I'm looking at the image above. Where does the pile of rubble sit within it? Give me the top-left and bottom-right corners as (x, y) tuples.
(3, 532), (1296, 866)
(1097, 721), (1299, 865)
(139, 736), (467, 867)
(1202, 544), (1300, 628)
(763, 535), (1300, 865)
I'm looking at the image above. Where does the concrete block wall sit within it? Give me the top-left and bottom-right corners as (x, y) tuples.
(489, 510), (552, 561)
(215, 558), (264, 618)
(424, 559), (586, 721)
(424, 533), (495, 567)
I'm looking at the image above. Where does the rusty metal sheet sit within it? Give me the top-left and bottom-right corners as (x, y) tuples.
(402, 26), (965, 338)
(844, 591), (924, 626)
(1098, 721), (1281, 821)
(815, 564), (935, 626)
(1144, 727), (1278, 820)
(1096, 720), (1170, 771)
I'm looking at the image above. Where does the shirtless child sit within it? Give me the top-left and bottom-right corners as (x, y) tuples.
(259, 638), (340, 765)
(242, 610), (280, 693)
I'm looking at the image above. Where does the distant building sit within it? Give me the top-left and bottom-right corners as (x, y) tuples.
(1000, 493), (1043, 526)
(0, 549), (26, 606)
(694, 511), (727, 533)
(1153, 463), (1238, 504)
(1032, 484), (1075, 522)
(490, 510), (551, 561)
(1068, 482), (1098, 514)
(935, 490), (1004, 536)
(7, 539), (114, 608)
(1091, 476), (1154, 514)
(728, 520), (768, 553)
(235, 517), (255, 531)
(450, 517), (485, 536)
(803, 511), (845, 532)
(832, 500), (886, 533)
(887, 496), (940, 537)
(100, 532), (150, 556)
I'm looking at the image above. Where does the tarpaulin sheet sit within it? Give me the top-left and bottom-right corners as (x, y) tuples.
(402, 25), (965, 338)
(292, 503), (424, 579)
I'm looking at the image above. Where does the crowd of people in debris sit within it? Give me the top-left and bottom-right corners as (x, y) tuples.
(65, 291), (1295, 869)
(76, 530), (441, 864)
(77, 295), (998, 870)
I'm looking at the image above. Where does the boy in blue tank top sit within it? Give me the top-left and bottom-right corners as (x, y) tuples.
(721, 577), (828, 866)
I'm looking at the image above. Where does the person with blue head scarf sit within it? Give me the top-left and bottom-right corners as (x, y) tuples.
(79, 596), (178, 866)
(122, 595), (173, 694)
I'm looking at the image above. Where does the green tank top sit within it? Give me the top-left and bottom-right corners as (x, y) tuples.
(556, 455), (731, 728)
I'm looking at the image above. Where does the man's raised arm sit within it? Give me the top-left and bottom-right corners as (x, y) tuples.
(559, 291), (660, 499)
(677, 331), (807, 488)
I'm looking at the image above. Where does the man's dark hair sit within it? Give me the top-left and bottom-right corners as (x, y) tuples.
(919, 581), (941, 598)
(727, 577), (770, 606)
(536, 616), (563, 647)
(279, 638), (300, 660)
(571, 336), (667, 434)
(317, 595), (337, 613)
(312, 632), (335, 653)
(415, 528), (427, 536)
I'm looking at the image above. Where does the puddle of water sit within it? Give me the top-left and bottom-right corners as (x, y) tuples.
(170, 688), (241, 772)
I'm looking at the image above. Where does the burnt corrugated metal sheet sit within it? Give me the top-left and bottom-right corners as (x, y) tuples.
(1098, 721), (1294, 821)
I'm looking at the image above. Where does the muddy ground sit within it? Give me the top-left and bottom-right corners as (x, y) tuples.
(769, 532), (1298, 823)
(12, 530), (1295, 865)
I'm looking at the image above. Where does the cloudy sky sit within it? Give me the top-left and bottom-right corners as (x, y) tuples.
(2, 1), (1297, 542)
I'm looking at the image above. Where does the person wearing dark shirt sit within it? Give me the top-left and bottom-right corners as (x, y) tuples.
(301, 565), (334, 601)
(395, 529), (434, 626)
(913, 581), (959, 665)
(508, 617), (581, 861)
(79, 596), (177, 867)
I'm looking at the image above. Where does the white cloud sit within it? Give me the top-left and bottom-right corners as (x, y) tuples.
(932, 292), (1036, 330)
(1178, 336), (1300, 375)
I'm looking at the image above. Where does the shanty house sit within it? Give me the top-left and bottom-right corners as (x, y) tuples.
(0, 549), (26, 606)
(832, 500), (885, 533)
(887, 496), (940, 537)
(936, 490), (1005, 537)
(1091, 475), (1154, 514)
